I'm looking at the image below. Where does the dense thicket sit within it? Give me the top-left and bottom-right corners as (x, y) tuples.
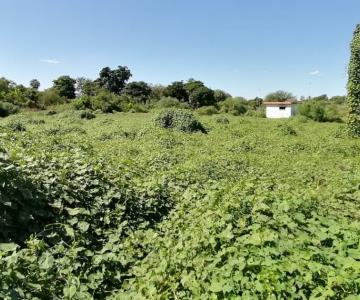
(0, 111), (359, 299)
(347, 24), (360, 135)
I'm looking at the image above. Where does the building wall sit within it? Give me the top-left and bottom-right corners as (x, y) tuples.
(266, 105), (293, 118)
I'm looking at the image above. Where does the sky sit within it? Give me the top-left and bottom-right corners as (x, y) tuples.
(0, 0), (359, 99)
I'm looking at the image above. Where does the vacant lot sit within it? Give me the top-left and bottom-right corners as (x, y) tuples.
(1, 110), (360, 299)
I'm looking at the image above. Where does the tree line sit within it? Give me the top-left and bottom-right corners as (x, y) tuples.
(0, 65), (346, 119)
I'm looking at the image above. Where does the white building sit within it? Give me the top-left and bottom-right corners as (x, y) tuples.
(263, 101), (295, 119)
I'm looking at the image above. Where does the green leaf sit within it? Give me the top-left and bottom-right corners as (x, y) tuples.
(64, 225), (75, 238)
(77, 221), (90, 232)
(63, 285), (77, 299)
(209, 279), (225, 293)
(39, 253), (54, 270)
(0, 243), (18, 252)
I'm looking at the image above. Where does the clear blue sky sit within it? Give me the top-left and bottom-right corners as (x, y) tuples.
(0, 0), (359, 98)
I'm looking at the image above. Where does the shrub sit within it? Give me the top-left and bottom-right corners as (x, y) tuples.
(291, 115), (309, 123)
(127, 103), (149, 113)
(0, 102), (19, 117)
(215, 116), (230, 124)
(299, 101), (326, 122)
(153, 97), (189, 109)
(196, 106), (219, 115)
(218, 97), (247, 116)
(154, 109), (207, 133)
(7, 120), (26, 132)
(277, 123), (297, 136)
(244, 108), (266, 118)
(298, 101), (342, 122)
(73, 96), (92, 110)
(0, 153), (52, 243)
(46, 110), (57, 116)
(39, 88), (67, 107)
(90, 91), (123, 113)
(80, 110), (96, 119)
(28, 119), (45, 125)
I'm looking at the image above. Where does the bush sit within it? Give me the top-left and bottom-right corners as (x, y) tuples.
(154, 109), (207, 133)
(291, 115), (309, 123)
(277, 123), (297, 136)
(6, 120), (26, 132)
(39, 88), (67, 107)
(244, 108), (266, 118)
(218, 97), (247, 116)
(215, 116), (230, 124)
(46, 110), (57, 116)
(196, 106), (219, 115)
(28, 119), (45, 125)
(127, 103), (149, 113)
(0, 153), (52, 243)
(0, 102), (19, 117)
(90, 91), (123, 113)
(73, 96), (92, 110)
(153, 97), (189, 109)
(298, 101), (342, 122)
(80, 110), (96, 119)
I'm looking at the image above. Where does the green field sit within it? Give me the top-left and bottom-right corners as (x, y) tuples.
(1, 109), (360, 299)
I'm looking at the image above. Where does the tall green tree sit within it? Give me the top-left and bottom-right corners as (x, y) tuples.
(76, 77), (97, 96)
(347, 24), (360, 136)
(150, 84), (166, 100)
(96, 66), (132, 95)
(163, 81), (189, 102)
(214, 89), (231, 103)
(29, 79), (40, 90)
(185, 79), (215, 108)
(123, 81), (152, 103)
(265, 90), (294, 102)
(53, 76), (76, 99)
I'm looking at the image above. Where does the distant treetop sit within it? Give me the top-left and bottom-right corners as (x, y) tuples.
(264, 90), (295, 102)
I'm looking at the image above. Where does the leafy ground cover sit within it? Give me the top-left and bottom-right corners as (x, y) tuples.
(0, 109), (360, 299)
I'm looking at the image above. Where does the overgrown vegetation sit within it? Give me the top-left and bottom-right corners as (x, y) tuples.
(347, 24), (360, 135)
(0, 109), (360, 299)
(0, 65), (347, 124)
(154, 109), (207, 133)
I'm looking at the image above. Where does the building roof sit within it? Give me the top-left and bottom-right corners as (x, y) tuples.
(263, 101), (295, 106)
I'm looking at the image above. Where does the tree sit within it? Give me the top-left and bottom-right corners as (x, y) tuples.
(248, 97), (263, 109)
(39, 88), (66, 106)
(214, 90), (231, 103)
(53, 76), (76, 99)
(184, 79), (205, 94)
(24, 88), (39, 108)
(123, 81), (152, 103)
(312, 94), (328, 101)
(347, 24), (360, 136)
(188, 85), (215, 108)
(163, 81), (189, 102)
(185, 79), (215, 108)
(29, 79), (40, 90)
(76, 77), (97, 96)
(329, 95), (346, 104)
(0, 77), (16, 97)
(218, 97), (248, 115)
(150, 84), (166, 100)
(96, 66), (132, 95)
(265, 90), (295, 102)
